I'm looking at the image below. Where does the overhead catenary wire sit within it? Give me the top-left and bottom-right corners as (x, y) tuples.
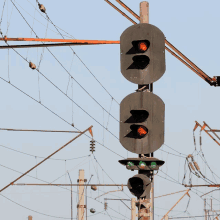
(14, 0), (74, 39)
(105, 0), (216, 86)
(2, 1), (219, 218)
(0, 143), (90, 161)
(0, 193), (105, 219)
(14, 0), (120, 105)
(163, 144), (187, 157)
(0, 162), (128, 218)
(0, 74), (123, 158)
(0, 125), (93, 193)
(45, 11), (120, 105)
(159, 148), (185, 158)
(1, 37), (120, 139)
(158, 165), (220, 206)
(0, 1), (208, 218)
(1, 2), (198, 161)
(9, 0), (119, 125)
(194, 128), (220, 181)
(0, 128), (81, 133)
(2, 5), (122, 145)
(0, 0), (7, 29)
(93, 154), (131, 199)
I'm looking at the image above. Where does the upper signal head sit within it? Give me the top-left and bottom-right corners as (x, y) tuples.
(120, 23), (166, 85)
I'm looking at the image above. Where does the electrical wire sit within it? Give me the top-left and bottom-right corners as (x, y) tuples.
(10, 0), (119, 125)
(1, 32), (120, 143)
(43, 9), (120, 105)
(0, 162), (128, 218)
(0, 75), (123, 158)
(26, 0), (75, 39)
(0, 193), (75, 219)
(163, 144), (187, 157)
(0, 144), (90, 161)
(159, 148), (185, 158)
(93, 154), (131, 199)
(0, 193), (105, 219)
(14, 0), (73, 38)
(0, 0), (7, 29)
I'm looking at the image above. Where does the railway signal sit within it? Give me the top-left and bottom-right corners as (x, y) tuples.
(127, 174), (151, 198)
(118, 2), (166, 218)
(120, 23), (165, 85)
(120, 92), (165, 154)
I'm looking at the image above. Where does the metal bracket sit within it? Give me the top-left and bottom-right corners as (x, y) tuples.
(77, 179), (87, 182)
(77, 205), (86, 208)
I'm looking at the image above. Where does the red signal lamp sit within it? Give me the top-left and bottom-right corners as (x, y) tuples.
(137, 126), (148, 138)
(138, 42), (148, 52)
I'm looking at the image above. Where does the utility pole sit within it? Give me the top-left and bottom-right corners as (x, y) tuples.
(77, 169), (86, 220)
(28, 216), (32, 220)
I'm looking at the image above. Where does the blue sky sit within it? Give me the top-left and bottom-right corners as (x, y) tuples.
(0, 0), (220, 219)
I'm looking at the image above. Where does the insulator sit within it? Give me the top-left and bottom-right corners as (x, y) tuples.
(3, 35), (7, 42)
(193, 161), (200, 172)
(29, 62), (36, 70)
(104, 202), (108, 210)
(89, 139), (95, 153)
(189, 162), (195, 171)
(90, 146), (95, 153)
(38, 4), (46, 13)
(193, 136), (196, 145)
(200, 136), (202, 145)
(91, 185), (97, 191)
(90, 208), (96, 213)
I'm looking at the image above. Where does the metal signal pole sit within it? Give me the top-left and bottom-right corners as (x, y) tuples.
(131, 198), (136, 220)
(140, 2), (154, 220)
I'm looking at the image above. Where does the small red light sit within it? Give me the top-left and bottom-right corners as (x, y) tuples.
(138, 42), (147, 52)
(137, 126), (147, 137)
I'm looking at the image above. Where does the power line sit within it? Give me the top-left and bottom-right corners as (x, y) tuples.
(169, 215), (220, 219)
(11, 0), (120, 115)
(43, 6), (119, 105)
(0, 144), (90, 161)
(93, 154), (131, 199)
(163, 144), (187, 157)
(1, 33), (120, 143)
(0, 162), (128, 218)
(0, 75), (123, 158)
(16, 0), (75, 39)
(0, 193), (104, 219)
(159, 148), (186, 158)
(0, 193), (76, 219)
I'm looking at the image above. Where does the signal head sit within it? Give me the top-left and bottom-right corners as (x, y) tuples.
(120, 23), (165, 85)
